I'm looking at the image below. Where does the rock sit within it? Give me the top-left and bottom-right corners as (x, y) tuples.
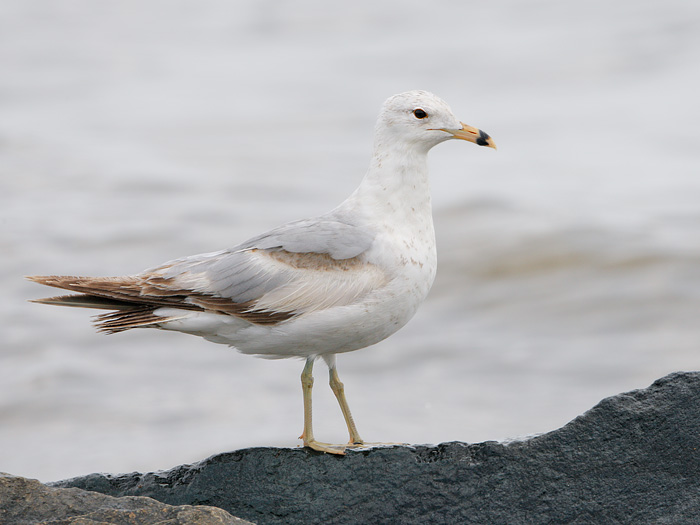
(0, 473), (252, 524)
(49, 372), (700, 524)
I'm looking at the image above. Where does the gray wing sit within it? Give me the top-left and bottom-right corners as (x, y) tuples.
(238, 218), (375, 259)
(143, 217), (384, 317)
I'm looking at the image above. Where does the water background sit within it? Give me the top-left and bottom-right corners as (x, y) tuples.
(2, 0), (700, 482)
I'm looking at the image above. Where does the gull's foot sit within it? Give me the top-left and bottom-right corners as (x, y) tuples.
(302, 440), (408, 455)
(344, 441), (408, 451)
(303, 439), (351, 455)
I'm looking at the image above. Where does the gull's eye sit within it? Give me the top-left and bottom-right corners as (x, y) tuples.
(413, 108), (428, 119)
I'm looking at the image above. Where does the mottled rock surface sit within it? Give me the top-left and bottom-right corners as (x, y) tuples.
(0, 472), (252, 524)
(51, 372), (700, 524)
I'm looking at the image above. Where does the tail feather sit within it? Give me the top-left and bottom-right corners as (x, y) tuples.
(94, 307), (187, 334)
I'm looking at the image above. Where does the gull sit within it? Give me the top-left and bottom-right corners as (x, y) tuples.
(28, 90), (495, 454)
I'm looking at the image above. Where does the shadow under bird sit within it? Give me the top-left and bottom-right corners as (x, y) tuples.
(28, 90), (496, 454)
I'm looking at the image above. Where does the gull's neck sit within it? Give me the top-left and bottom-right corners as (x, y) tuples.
(340, 137), (434, 225)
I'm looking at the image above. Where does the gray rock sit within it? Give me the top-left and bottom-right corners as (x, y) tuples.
(0, 472), (252, 524)
(51, 372), (700, 524)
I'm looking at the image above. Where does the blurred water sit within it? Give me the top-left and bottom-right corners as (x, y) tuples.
(2, 0), (700, 482)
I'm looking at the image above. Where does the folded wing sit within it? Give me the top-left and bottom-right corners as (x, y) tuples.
(28, 218), (385, 332)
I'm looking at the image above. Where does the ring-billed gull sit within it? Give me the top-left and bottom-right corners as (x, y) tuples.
(28, 90), (495, 454)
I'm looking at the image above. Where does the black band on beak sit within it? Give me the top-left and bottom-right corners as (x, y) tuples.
(476, 130), (492, 147)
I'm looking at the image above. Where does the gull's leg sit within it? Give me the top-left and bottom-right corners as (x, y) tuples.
(324, 354), (364, 446)
(299, 356), (346, 454)
(322, 354), (407, 451)
(299, 356), (315, 445)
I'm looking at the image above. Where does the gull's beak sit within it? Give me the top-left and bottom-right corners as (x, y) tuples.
(440, 122), (496, 149)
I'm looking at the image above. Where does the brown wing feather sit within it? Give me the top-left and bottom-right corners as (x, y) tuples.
(26, 274), (295, 329)
(189, 296), (294, 324)
(26, 275), (195, 308)
(30, 294), (137, 310)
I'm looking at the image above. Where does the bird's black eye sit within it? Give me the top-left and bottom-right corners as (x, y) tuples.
(413, 108), (428, 119)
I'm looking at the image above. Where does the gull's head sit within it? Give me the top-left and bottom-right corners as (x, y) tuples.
(376, 90), (496, 152)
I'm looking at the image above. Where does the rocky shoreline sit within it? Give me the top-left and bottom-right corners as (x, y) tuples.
(3, 372), (700, 524)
